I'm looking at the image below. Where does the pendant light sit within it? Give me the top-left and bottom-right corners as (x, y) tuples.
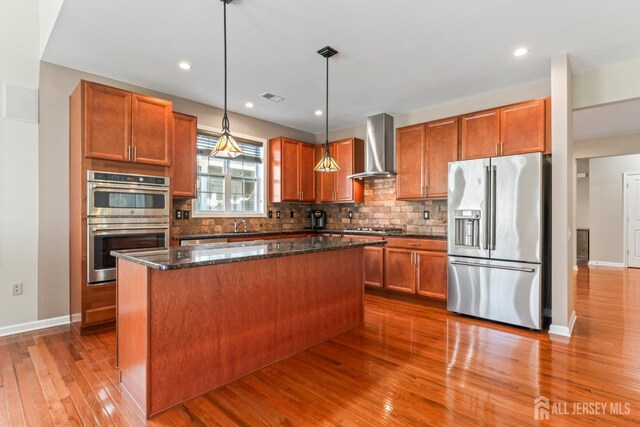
(314, 46), (340, 172)
(211, 0), (242, 158)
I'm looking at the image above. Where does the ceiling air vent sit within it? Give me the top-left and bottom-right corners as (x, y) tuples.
(260, 92), (285, 103)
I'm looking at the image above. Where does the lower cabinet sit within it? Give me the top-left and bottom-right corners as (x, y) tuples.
(364, 246), (384, 288)
(384, 248), (416, 293)
(416, 251), (447, 300)
(383, 238), (447, 300)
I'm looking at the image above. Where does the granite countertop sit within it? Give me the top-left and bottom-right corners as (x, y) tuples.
(174, 229), (447, 240)
(113, 236), (386, 270)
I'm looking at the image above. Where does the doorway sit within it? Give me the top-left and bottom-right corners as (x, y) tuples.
(624, 173), (640, 268)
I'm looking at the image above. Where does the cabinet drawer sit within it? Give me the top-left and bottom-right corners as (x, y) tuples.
(384, 237), (446, 252)
(85, 305), (116, 325)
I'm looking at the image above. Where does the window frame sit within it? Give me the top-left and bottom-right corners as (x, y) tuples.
(192, 125), (268, 219)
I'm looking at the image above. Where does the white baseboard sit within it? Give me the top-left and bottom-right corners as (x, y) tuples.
(588, 260), (625, 268)
(0, 315), (70, 338)
(549, 310), (577, 337)
(71, 313), (81, 323)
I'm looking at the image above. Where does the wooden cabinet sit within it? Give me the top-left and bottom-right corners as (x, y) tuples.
(385, 248), (416, 293)
(384, 238), (447, 300)
(416, 251), (447, 300)
(131, 94), (173, 165)
(83, 81), (132, 162)
(396, 124), (426, 199)
(81, 81), (173, 166)
(500, 99), (546, 156)
(317, 138), (365, 203)
(364, 246), (384, 288)
(425, 117), (459, 198)
(396, 118), (458, 200)
(460, 98), (547, 160)
(269, 137), (316, 203)
(172, 112), (197, 198)
(460, 108), (500, 160)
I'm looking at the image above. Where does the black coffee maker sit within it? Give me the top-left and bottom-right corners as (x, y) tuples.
(311, 210), (326, 230)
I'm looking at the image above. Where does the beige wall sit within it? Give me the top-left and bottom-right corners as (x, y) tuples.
(319, 80), (551, 143)
(574, 133), (640, 159)
(575, 159), (589, 230)
(37, 61), (316, 320)
(0, 0), (40, 329)
(573, 58), (640, 110)
(589, 154), (640, 265)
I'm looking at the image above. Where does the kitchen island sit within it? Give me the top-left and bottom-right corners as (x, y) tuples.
(112, 236), (385, 419)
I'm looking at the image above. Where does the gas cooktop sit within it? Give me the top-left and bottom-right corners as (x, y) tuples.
(342, 227), (404, 235)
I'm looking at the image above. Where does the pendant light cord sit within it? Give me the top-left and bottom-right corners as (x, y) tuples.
(325, 55), (329, 152)
(223, 0), (228, 127)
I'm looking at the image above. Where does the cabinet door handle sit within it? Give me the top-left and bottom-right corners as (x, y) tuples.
(301, 191), (304, 200)
(495, 142), (499, 156)
(133, 146), (137, 162)
(127, 145), (131, 161)
(501, 141), (504, 156)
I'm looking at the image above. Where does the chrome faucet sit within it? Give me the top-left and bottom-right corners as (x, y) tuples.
(233, 219), (248, 233)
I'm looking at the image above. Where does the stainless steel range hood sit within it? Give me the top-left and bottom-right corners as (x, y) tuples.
(348, 113), (395, 179)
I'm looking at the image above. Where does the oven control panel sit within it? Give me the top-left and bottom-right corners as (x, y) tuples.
(89, 171), (168, 186)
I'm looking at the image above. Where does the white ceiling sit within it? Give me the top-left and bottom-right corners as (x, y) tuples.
(573, 98), (640, 141)
(43, 0), (640, 134)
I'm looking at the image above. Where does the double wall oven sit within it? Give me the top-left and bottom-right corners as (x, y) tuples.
(87, 171), (170, 285)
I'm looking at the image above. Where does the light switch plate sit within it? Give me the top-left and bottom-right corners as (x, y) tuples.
(423, 211), (430, 220)
(182, 210), (190, 220)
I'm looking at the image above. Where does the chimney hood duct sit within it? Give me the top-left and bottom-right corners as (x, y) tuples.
(348, 113), (395, 179)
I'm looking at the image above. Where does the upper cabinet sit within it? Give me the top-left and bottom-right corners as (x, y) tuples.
(500, 99), (546, 156)
(269, 137), (316, 203)
(81, 81), (172, 166)
(172, 112), (197, 198)
(396, 118), (458, 200)
(396, 124), (426, 199)
(83, 82), (132, 162)
(131, 94), (173, 165)
(460, 98), (547, 160)
(425, 117), (459, 198)
(317, 138), (365, 203)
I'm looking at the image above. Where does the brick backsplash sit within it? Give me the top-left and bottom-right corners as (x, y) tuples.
(173, 176), (447, 236)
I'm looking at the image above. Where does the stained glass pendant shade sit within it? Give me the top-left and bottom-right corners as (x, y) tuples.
(314, 46), (340, 172)
(211, 0), (242, 158)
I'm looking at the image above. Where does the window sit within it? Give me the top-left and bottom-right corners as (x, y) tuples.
(194, 131), (265, 217)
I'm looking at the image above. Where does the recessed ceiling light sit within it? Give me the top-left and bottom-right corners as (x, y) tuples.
(178, 62), (192, 70)
(315, 110), (323, 116)
(245, 102), (254, 108)
(513, 47), (529, 57)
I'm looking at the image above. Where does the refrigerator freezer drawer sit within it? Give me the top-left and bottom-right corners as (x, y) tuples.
(447, 257), (542, 329)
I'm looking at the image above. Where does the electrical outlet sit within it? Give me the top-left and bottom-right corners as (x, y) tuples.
(423, 210), (430, 220)
(290, 210), (294, 219)
(175, 210), (183, 220)
(268, 210), (273, 219)
(276, 211), (281, 219)
(12, 283), (22, 296)
(182, 210), (190, 220)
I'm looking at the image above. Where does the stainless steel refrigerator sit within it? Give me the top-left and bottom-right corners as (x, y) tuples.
(447, 152), (551, 330)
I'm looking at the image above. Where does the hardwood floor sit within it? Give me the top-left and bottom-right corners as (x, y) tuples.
(1, 264), (640, 425)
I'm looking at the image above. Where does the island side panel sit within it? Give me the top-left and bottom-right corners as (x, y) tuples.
(116, 259), (150, 418)
(147, 258), (278, 417)
(275, 248), (364, 358)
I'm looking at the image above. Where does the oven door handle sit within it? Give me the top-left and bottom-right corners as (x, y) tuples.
(90, 183), (169, 193)
(91, 226), (169, 233)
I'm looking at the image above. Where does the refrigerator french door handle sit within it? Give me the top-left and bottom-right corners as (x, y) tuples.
(450, 260), (536, 273)
(484, 165), (491, 250)
(490, 165), (497, 250)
